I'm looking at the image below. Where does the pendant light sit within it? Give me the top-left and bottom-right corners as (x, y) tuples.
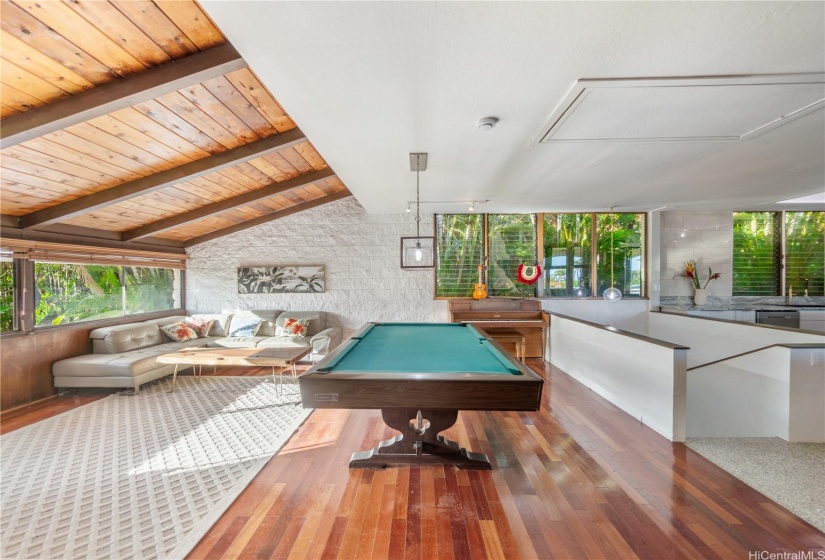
(603, 207), (623, 302)
(400, 153), (435, 269)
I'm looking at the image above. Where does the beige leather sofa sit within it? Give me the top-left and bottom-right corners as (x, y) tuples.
(53, 310), (341, 393)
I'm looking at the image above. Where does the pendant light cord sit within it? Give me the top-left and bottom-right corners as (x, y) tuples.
(415, 156), (422, 239)
(610, 206), (615, 287)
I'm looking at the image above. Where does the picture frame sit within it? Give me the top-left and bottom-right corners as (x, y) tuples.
(237, 265), (325, 294)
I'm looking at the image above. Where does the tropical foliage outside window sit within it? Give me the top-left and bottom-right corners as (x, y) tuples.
(487, 214), (538, 297)
(543, 214), (592, 297)
(437, 212), (645, 298)
(595, 213), (644, 298)
(733, 211), (823, 296)
(34, 263), (179, 326)
(435, 214), (483, 297)
(0, 259), (13, 332)
(732, 212), (781, 296)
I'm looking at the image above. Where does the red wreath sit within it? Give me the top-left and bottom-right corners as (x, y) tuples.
(516, 264), (542, 284)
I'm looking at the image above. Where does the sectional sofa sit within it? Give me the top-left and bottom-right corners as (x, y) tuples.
(52, 310), (342, 393)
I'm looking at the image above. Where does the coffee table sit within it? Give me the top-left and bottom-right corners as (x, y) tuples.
(157, 346), (312, 395)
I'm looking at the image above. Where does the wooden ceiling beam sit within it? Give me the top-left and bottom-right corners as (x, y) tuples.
(1, 215), (21, 228)
(18, 128), (307, 229)
(1, 225), (186, 254)
(122, 168), (336, 241)
(0, 43), (246, 149)
(184, 191), (352, 247)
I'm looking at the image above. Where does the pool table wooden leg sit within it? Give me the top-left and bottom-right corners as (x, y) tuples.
(349, 408), (491, 469)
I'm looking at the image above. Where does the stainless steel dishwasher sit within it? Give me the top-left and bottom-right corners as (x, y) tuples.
(755, 310), (800, 328)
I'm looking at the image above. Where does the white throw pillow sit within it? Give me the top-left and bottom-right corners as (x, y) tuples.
(228, 316), (263, 337)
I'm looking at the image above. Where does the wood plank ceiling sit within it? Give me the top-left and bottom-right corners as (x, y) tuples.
(0, 0), (349, 250)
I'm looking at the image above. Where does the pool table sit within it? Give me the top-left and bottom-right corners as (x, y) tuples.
(298, 322), (544, 469)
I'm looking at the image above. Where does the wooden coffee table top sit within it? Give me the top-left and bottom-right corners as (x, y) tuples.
(157, 346), (312, 367)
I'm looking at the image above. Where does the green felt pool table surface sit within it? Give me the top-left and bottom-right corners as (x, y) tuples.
(316, 323), (522, 375)
(298, 322), (544, 468)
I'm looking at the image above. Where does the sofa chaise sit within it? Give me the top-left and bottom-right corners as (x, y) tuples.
(53, 310), (341, 393)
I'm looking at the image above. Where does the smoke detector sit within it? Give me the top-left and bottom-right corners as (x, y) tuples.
(477, 117), (498, 131)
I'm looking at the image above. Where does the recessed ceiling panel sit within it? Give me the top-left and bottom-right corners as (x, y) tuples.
(540, 76), (825, 143)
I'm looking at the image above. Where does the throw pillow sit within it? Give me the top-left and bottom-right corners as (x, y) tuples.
(275, 317), (310, 337)
(160, 322), (198, 342)
(228, 316), (263, 337)
(185, 317), (215, 338)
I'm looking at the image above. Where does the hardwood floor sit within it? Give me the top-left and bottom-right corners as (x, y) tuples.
(2, 361), (823, 559)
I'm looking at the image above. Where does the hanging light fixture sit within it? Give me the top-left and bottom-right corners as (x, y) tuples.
(400, 153), (435, 269)
(603, 206), (623, 302)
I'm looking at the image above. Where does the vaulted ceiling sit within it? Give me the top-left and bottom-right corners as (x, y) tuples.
(200, 1), (825, 215)
(0, 0), (349, 251)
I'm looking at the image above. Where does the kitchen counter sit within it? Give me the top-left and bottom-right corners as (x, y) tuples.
(658, 296), (825, 311)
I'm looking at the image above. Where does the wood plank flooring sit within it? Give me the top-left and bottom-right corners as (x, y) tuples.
(2, 360), (823, 559)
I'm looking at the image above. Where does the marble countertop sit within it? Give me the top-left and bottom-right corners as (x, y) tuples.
(658, 296), (825, 312)
(661, 304), (825, 311)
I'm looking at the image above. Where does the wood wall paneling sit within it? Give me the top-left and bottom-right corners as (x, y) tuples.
(0, 309), (185, 411)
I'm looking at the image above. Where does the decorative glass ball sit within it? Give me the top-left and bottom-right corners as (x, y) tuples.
(603, 287), (623, 302)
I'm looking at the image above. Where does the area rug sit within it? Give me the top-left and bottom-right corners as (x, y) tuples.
(1, 376), (311, 560)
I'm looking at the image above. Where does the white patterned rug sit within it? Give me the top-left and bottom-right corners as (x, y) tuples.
(1, 376), (311, 560)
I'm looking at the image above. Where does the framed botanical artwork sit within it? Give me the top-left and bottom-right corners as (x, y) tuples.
(237, 265), (325, 294)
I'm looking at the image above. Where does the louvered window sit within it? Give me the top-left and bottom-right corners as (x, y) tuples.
(785, 211), (825, 296)
(488, 214), (538, 297)
(732, 212), (781, 296)
(435, 214), (484, 297)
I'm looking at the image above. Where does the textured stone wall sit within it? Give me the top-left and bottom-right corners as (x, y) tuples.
(185, 197), (444, 337)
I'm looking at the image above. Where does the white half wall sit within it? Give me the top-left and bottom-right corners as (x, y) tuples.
(549, 314), (688, 441)
(688, 345), (825, 442)
(185, 197), (444, 337)
(645, 312), (825, 368)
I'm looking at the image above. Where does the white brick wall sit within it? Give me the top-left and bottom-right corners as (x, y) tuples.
(185, 197), (445, 337)
(660, 210), (733, 297)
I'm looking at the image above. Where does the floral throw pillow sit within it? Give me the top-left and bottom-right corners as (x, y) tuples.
(275, 317), (310, 337)
(184, 317), (214, 338)
(228, 316), (263, 337)
(160, 322), (198, 342)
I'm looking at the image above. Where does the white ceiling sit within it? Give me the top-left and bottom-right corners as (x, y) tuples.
(202, 1), (825, 214)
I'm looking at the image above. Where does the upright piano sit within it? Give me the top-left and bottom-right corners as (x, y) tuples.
(448, 299), (549, 359)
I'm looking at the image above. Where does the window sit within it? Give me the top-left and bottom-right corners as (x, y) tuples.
(435, 215), (484, 297)
(0, 256), (13, 332)
(732, 211), (823, 297)
(436, 212), (646, 299)
(543, 213), (592, 297)
(785, 211), (824, 296)
(732, 212), (781, 296)
(34, 263), (180, 327)
(487, 214), (538, 297)
(596, 213), (644, 298)
(541, 213), (645, 299)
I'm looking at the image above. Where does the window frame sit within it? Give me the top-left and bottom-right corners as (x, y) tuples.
(433, 212), (648, 300)
(0, 256), (187, 336)
(732, 210), (825, 297)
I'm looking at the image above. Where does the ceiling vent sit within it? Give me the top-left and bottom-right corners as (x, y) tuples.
(532, 74), (825, 144)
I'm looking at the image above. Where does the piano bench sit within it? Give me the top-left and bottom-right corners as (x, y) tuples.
(488, 330), (527, 363)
